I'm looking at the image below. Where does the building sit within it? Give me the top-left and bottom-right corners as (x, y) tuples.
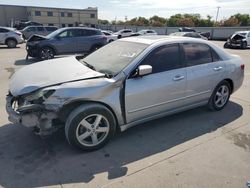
(0, 4), (98, 28)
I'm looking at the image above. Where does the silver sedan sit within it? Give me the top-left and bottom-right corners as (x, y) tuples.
(6, 36), (244, 151)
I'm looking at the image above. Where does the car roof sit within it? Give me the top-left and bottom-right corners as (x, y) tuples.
(0, 26), (15, 31)
(235, 31), (249, 34)
(120, 35), (207, 45)
(60, 27), (100, 31)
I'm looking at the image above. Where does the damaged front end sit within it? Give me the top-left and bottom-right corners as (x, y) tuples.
(26, 34), (47, 58)
(225, 33), (247, 48)
(6, 89), (62, 136)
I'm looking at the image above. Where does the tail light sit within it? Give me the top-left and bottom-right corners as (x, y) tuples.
(15, 32), (22, 36)
(240, 64), (245, 70)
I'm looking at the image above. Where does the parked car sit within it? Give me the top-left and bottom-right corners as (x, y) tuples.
(101, 30), (118, 42)
(138, 29), (158, 35)
(6, 36), (244, 151)
(179, 27), (210, 39)
(14, 21), (42, 30)
(224, 31), (250, 49)
(21, 26), (58, 39)
(26, 27), (107, 60)
(0, 26), (24, 48)
(114, 29), (134, 38)
(130, 29), (158, 37)
(170, 32), (208, 40)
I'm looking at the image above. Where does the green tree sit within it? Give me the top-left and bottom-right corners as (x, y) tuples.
(222, 17), (239, 26)
(233, 13), (250, 26)
(98, 19), (109, 25)
(149, 15), (167, 27)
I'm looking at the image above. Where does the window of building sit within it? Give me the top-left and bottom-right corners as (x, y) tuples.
(68, 12), (73, 17)
(183, 43), (213, 66)
(61, 24), (66, 27)
(61, 12), (65, 17)
(35, 11), (41, 16)
(47, 11), (53, 16)
(48, 23), (54, 26)
(141, 44), (181, 74)
(90, 14), (95, 18)
(68, 24), (73, 27)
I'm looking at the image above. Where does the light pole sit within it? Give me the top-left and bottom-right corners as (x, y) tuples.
(215, 6), (221, 23)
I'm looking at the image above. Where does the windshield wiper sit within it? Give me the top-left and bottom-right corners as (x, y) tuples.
(82, 61), (96, 71)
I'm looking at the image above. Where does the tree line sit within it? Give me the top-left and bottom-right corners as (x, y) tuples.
(98, 13), (250, 27)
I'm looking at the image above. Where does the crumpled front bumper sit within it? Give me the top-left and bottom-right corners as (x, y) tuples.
(6, 94), (58, 134)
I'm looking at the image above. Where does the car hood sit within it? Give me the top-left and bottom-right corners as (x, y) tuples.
(27, 34), (47, 42)
(10, 56), (105, 96)
(230, 34), (246, 40)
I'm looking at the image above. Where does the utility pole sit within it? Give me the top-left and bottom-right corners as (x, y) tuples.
(215, 6), (221, 23)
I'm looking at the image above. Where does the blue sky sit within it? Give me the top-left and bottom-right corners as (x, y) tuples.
(0, 0), (249, 21)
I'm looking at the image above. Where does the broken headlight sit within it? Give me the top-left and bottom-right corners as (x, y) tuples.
(25, 89), (55, 103)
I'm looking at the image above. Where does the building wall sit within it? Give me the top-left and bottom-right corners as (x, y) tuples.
(27, 7), (97, 27)
(0, 5), (98, 28)
(0, 5), (27, 26)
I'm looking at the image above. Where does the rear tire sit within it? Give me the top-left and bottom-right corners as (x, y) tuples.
(6, 39), (17, 48)
(208, 81), (231, 111)
(65, 103), (116, 151)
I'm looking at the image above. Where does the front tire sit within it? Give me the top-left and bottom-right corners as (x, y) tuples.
(241, 42), (247, 49)
(39, 47), (55, 60)
(223, 42), (230, 48)
(65, 103), (116, 151)
(208, 81), (231, 111)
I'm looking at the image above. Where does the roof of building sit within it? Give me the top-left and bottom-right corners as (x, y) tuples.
(0, 4), (97, 11)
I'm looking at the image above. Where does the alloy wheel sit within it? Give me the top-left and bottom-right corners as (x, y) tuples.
(214, 85), (229, 108)
(76, 114), (110, 147)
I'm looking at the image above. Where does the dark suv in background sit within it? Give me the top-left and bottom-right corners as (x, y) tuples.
(26, 27), (107, 60)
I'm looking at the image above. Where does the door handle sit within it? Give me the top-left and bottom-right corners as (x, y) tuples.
(173, 75), (185, 81)
(213, 67), (223, 71)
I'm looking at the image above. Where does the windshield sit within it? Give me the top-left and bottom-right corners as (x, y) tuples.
(82, 41), (148, 76)
(46, 28), (65, 38)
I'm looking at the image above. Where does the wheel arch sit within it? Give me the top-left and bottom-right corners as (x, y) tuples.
(39, 44), (58, 55)
(58, 100), (120, 131)
(224, 78), (234, 94)
(5, 37), (17, 44)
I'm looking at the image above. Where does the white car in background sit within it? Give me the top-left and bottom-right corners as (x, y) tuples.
(101, 30), (118, 43)
(137, 29), (158, 35)
(114, 29), (134, 38)
(0, 27), (24, 48)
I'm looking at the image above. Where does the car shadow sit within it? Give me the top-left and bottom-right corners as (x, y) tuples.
(15, 58), (39, 65)
(0, 46), (21, 49)
(0, 101), (243, 187)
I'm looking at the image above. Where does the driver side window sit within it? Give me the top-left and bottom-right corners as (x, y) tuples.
(140, 43), (182, 74)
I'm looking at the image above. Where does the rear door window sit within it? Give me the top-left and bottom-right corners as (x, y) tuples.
(183, 43), (212, 66)
(27, 27), (36, 32)
(45, 27), (57, 32)
(37, 27), (45, 32)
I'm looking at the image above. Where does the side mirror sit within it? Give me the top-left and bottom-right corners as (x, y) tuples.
(138, 65), (152, 76)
